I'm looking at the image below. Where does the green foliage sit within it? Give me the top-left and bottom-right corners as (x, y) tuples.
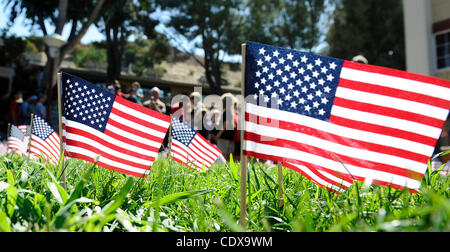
(0, 32), (26, 65)
(123, 36), (170, 76)
(326, 0), (405, 69)
(0, 153), (448, 232)
(160, 0), (244, 94)
(73, 45), (107, 68)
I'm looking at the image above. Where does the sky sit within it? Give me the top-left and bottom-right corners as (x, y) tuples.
(0, 2), (327, 64)
(0, 4), (231, 61)
(0, 5), (105, 44)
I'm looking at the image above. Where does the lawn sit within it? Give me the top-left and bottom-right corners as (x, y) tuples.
(0, 153), (449, 232)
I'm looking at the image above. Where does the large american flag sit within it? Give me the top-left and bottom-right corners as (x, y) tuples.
(30, 115), (61, 164)
(170, 117), (222, 171)
(61, 72), (171, 177)
(243, 41), (450, 192)
(7, 124), (27, 155)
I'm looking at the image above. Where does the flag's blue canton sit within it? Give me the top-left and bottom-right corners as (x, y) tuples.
(245, 41), (344, 121)
(33, 115), (55, 140)
(172, 117), (197, 146)
(10, 125), (24, 141)
(61, 73), (115, 132)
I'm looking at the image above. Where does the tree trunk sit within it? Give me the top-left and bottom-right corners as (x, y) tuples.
(105, 25), (125, 83)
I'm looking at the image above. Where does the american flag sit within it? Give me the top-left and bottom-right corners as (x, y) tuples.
(243, 41), (450, 192)
(30, 115), (61, 164)
(7, 124), (27, 155)
(170, 117), (222, 171)
(18, 125), (31, 136)
(61, 72), (171, 177)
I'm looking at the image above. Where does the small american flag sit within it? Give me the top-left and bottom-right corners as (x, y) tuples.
(18, 125), (31, 136)
(61, 72), (171, 177)
(170, 117), (222, 171)
(7, 124), (27, 155)
(244, 41), (450, 192)
(30, 115), (61, 164)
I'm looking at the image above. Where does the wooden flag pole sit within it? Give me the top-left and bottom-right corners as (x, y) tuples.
(6, 123), (11, 155)
(28, 113), (34, 158)
(277, 161), (284, 207)
(239, 43), (248, 228)
(167, 114), (173, 158)
(56, 72), (66, 189)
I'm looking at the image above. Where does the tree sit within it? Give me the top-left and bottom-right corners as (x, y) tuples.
(73, 44), (107, 69)
(5, 0), (105, 123)
(98, 0), (132, 82)
(123, 35), (170, 76)
(0, 31), (26, 66)
(160, 0), (244, 95)
(5, 0), (106, 86)
(326, 0), (405, 70)
(272, 0), (327, 51)
(96, 0), (164, 82)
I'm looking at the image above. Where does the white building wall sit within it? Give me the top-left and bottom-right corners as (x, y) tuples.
(403, 0), (434, 76)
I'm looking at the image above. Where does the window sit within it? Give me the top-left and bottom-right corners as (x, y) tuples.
(436, 31), (450, 70)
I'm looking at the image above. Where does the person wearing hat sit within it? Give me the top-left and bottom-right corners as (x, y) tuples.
(352, 55), (369, 64)
(143, 86), (166, 114)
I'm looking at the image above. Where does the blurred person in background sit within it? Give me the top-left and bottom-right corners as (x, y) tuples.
(127, 89), (138, 103)
(211, 94), (236, 160)
(19, 94), (37, 124)
(34, 93), (47, 119)
(114, 80), (127, 98)
(5, 91), (23, 125)
(132, 81), (144, 105)
(143, 87), (166, 114)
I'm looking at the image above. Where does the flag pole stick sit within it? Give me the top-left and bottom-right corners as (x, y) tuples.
(167, 114), (173, 158)
(239, 43), (248, 228)
(28, 113), (34, 158)
(56, 72), (66, 189)
(6, 123), (11, 155)
(277, 161), (284, 207)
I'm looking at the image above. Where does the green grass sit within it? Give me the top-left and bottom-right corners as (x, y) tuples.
(0, 153), (449, 232)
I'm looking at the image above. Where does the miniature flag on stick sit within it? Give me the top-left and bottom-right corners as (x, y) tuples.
(243, 41), (450, 192)
(170, 117), (222, 171)
(61, 72), (171, 177)
(7, 124), (27, 155)
(29, 115), (61, 164)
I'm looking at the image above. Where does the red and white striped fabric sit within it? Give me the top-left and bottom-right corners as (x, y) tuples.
(61, 72), (171, 177)
(170, 117), (222, 171)
(7, 124), (27, 155)
(243, 41), (450, 192)
(283, 162), (353, 193)
(18, 124), (30, 153)
(30, 115), (61, 164)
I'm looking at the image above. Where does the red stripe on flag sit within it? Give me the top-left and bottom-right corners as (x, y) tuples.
(68, 152), (150, 178)
(283, 162), (350, 192)
(65, 126), (157, 161)
(114, 96), (171, 123)
(65, 138), (154, 169)
(106, 117), (165, 144)
(343, 60), (450, 89)
(110, 106), (169, 133)
(245, 131), (425, 180)
(333, 96), (444, 129)
(245, 112), (430, 164)
(329, 115), (437, 147)
(338, 78), (450, 110)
